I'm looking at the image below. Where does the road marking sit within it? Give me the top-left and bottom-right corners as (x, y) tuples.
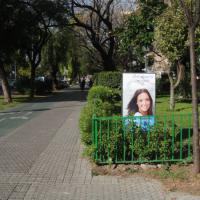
(0, 112), (20, 116)
(25, 112), (32, 116)
(0, 118), (6, 122)
(10, 116), (29, 120)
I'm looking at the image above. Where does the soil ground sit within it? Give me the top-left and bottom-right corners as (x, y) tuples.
(92, 163), (200, 196)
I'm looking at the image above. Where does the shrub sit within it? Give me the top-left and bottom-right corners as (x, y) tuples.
(79, 104), (93, 145)
(79, 86), (121, 152)
(35, 80), (52, 94)
(94, 71), (122, 89)
(35, 80), (46, 95)
(87, 86), (121, 108)
(15, 78), (31, 94)
(92, 119), (190, 163)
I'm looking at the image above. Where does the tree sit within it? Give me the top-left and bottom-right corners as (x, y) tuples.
(118, 0), (166, 72)
(154, 4), (187, 110)
(68, 0), (118, 71)
(177, 0), (200, 174)
(0, 0), (27, 103)
(42, 28), (71, 90)
(0, 0), (68, 100)
(21, 0), (68, 97)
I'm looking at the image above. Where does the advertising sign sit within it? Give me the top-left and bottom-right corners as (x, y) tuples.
(123, 73), (156, 117)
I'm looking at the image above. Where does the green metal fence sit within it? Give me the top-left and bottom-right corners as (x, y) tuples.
(92, 114), (193, 164)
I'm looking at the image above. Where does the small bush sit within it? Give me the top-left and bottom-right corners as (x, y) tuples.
(94, 71), (122, 89)
(79, 104), (93, 145)
(35, 80), (46, 95)
(79, 86), (121, 154)
(87, 86), (121, 108)
(15, 78), (31, 95)
(92, 119), (190, 163)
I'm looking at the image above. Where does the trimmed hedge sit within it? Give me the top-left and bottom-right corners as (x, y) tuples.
(16, 78), (52, 95)
(94, 71), (122, 89)
(79, 86), (121, 148)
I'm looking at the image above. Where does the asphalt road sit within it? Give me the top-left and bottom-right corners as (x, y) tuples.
(0, 87), (87, 137)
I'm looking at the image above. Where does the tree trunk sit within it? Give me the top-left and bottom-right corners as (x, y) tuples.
(103, 56), (116, 71)
(167, 61), (184, 110)
(51, 66), (58, 91)
(0, 64), (12, 103)
(30, 66), (36, 98)
(168, 72), (175, 110)
(189, 27), (200, 174)
(170, 84), (175, 110)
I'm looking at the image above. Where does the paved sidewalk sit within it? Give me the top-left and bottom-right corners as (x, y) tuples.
(0, 89), (199, 200)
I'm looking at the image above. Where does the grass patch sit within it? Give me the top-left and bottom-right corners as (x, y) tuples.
(155, 95), (200, 126)
(145, 167), (188, 181)
(155, 96), (198, 115)
(0, 94), (50, 111)
(0, 95), (31, 111)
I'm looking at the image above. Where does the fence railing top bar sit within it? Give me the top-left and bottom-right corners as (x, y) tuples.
(93, 113), (192, 121)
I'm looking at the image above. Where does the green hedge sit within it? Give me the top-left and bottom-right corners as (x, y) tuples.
(94, 71), (122, 89)
(16, 79), (52, 95)
(15, 78), (31, 95)
(79, 86), (121, 150)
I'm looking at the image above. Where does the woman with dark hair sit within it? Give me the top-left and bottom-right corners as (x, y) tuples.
(126, 88), (154, 130)
(127, 88), (153, 116)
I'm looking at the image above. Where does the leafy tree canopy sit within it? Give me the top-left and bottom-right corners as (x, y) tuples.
(154, 3), (188, 63)
(118, 0), (166, 70)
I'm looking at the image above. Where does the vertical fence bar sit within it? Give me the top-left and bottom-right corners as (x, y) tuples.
(164, 115), (167, 160)
(147, 116), (150, 147)
(99, 119), (102, 162)
(107, 119), (110, 162)
(180, 115), (183, 160)
(123, 117), (126, 162)
(139, 116), (142, 161)
(94, 116), (98, 161)
(155, 115), (158, 160)
(92, 115), (95, 145)
(92, 114), (96, 160)
(115, 118), (118, 163)
(171, 114), (175, 160)
(131, 117), (134, 162)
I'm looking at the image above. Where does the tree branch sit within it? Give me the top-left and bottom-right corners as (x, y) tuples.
(179, 0), (193, 26)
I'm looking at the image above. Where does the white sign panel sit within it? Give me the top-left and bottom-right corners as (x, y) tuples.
(122, 73), (156, 116)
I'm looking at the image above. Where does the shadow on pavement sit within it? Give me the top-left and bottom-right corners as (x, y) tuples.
(30, 88), (88, 103)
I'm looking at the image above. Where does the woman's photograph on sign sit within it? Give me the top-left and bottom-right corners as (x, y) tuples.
(123, 73), (156, 129)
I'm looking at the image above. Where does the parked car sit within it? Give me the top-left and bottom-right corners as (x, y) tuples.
(57, 80), (69, 89)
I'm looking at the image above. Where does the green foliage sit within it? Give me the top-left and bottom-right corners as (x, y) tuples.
(93, 119), (190, 163)
(15, 79), (31, 95)
(79, 104), (94, 145)
(93, 72), (122, 89)
(79, 86), (121, 155)
(154, 4), (187, 62)
(35, 80), (50, 95)
(176, 64), (191, 98)
(16, 79), (52, 95)
(156, 75), (170, 95)
(146, 167), (188, 181)
(0, 95), (30, 111)
(118, 1), (166, 71)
